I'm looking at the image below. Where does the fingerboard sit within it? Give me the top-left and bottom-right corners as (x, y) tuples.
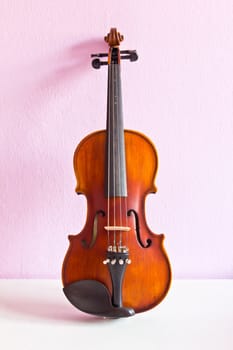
(105, 54), (127, 198)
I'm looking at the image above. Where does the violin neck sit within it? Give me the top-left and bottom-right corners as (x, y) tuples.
(105, 50), (127, 198)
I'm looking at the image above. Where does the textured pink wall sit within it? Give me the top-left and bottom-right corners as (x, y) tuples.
(1, 1), (233, 278)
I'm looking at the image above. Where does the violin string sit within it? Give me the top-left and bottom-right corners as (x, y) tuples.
(107, 64), (111, 248)
(124, 188), (128, 249)
(119, 64), (124, 248)
(112, 62), (116, 248)
(118, 61), (128, 249)
(122, 101), (128, 249)
(116, 63), (122, 248)
(108, 56), (129, 250)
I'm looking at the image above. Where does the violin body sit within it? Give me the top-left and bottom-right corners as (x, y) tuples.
(62, 130), (171, 313)
(62, 29), (171, 317)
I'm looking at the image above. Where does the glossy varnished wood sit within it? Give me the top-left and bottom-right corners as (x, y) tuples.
(62, 130), (171, 313)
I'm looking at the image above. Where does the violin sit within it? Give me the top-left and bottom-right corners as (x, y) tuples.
(62, 28), (171, 318)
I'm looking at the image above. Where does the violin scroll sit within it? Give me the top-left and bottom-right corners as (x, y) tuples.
(105, 28), (124, 47)
(91, 28), (138, 69)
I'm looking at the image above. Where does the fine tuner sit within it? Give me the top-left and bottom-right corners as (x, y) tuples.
(91, 50), (138, 69)
(103, 258), (132, 265)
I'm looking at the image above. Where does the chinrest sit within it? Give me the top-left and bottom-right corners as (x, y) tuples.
(63, 279), (135, 318)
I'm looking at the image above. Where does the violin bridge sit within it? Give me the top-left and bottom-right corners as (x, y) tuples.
(107, 245), (129, 253)
(104, 226), (131, 232)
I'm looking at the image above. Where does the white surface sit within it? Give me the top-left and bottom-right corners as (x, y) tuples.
(0, 279), (232, 350)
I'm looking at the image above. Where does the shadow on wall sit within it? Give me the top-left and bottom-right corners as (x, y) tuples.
(0, 38), (108, 278)
(39, 38), (107, 90)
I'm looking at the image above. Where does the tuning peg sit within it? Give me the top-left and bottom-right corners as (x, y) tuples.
(92, 58), (108, 69)
(91, 53), (108, 58)
(91, 50), (138, 69)
(120, 50), (138, 62)
(129, 51), (138, 62)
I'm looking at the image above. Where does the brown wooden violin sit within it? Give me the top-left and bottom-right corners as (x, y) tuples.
(62, 28), (171, 318)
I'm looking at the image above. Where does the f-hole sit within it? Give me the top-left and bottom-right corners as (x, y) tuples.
(81, 210), (105, 248)
(127, 209), (152, 248)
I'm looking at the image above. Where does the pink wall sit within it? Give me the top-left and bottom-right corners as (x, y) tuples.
(1, 1), (233, 278)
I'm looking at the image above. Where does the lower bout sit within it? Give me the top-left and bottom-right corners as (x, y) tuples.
(122, 258), (172, 313)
